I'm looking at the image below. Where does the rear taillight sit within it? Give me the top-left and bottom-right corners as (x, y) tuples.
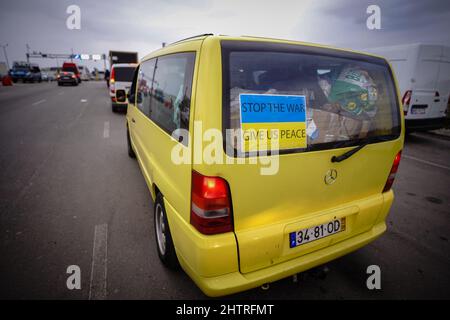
(71, 75), (76, 79)
(190, 171), (232, 235)
(110, 67), (115, 84)
(383, 151), (402, 193)
(402, 90), (412, 116)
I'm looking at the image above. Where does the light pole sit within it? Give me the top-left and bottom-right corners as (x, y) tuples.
(1, 43), (10, 70)
(26, 43), (30, 63)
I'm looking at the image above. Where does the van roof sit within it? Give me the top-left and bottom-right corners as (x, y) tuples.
(142, 34), (388, 62)
(111, 63), (138, 68)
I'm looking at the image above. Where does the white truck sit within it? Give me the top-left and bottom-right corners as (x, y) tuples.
(365, 44), (450, 131)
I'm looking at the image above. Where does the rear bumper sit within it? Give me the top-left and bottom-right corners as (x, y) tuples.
(112, 102), (128, 109)
(181, 221), (386, 297)
(168, 191), (394, 297)
(58, 79), (78, 85)
(406, 117), (446, 132)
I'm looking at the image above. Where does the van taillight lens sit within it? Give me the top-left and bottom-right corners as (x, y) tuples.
(110, 68), (115, 83)
(191, 171), (232, 235)
(402, 90), (412, 116)
(383, 151), (402, 193)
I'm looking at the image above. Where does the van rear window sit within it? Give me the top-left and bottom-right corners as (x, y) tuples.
(114, 67), (135, 82)
(221, 41), (401, 155)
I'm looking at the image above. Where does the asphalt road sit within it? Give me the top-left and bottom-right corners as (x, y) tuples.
(0, 82), (449, 300)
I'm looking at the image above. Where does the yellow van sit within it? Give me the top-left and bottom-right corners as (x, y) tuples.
(125, 35), (404, 297)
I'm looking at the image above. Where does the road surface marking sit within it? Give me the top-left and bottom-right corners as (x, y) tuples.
(81, 99), (87, 103)
(89, 224), (108, 300)
(403, 155), (450, 171)
(32, 99), (46, 106)
(103, 121), (110, 138)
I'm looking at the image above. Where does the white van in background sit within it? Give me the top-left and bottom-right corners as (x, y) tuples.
(78, 66), (91, 81)
(109, 63), (137, 112)
(365, 44), (450, 132)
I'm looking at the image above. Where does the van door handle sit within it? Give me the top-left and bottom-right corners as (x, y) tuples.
(132, 118), (136, 123)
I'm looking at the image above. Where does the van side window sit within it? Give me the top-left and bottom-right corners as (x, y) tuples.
(137, 58), (156, 116)
(149, 52), (196, 133)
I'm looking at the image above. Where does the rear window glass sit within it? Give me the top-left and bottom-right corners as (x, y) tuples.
(114, 67), (136, 82)
(62, 66), (78, 73)
(222, 41), (401, 155)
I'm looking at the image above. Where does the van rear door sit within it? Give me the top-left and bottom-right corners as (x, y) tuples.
(437, 46), (450, 114)
(409, 45), (447, 119)
(219, 41), (403, 274)
(113, 66), (136, 102)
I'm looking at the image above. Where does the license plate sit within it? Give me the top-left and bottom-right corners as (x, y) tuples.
(411, 108), (426, 114)
(289, 218), (346, 248)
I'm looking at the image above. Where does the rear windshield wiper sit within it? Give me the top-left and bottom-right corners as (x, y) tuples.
(331, 135), (396, 163)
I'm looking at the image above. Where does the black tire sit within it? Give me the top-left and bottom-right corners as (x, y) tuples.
(127, 128), (136, 158)
(112, 104), (117, 113)
(154, 192), (179, 269)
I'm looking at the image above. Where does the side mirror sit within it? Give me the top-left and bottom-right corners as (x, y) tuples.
(127, 91), (142, 105)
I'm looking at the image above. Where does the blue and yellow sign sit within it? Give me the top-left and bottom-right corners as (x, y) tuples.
(239, 94), (307, 152)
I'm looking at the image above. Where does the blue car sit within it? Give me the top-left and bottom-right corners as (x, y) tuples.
(9, 62), (42, 83)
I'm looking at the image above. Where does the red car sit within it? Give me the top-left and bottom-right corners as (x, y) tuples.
(61, 62), (81, 84)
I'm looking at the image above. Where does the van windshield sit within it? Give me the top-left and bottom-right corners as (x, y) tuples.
(221, 41), (401, 155)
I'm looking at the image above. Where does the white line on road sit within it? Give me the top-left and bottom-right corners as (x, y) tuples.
(89, 224), (108, 300)
(403, 155), (450, 171)
(32, 99), (46, 106)
(103, 121), (110, 138)
(81, 99), (87, 103)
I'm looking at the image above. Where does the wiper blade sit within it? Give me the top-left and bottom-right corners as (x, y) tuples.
(331, 142), (368, 163)
(331, 135), (395, 163)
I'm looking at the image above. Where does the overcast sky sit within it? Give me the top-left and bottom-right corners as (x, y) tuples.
(0, 0), (449, 70)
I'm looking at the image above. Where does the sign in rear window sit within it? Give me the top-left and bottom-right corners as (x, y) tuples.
(239, 94), (307, 152)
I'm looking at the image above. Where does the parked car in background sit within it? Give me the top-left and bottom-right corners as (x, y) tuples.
(125, 35), (404, 297)
(9, 62), (42, 83)
(41, 72), (49, 82)
(109, 63), (137, 112)
(41, 67), (57, 81)
(365, 44), (450, 132)
(62, 62), (81, 83)
(57, 71), (78, 86)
